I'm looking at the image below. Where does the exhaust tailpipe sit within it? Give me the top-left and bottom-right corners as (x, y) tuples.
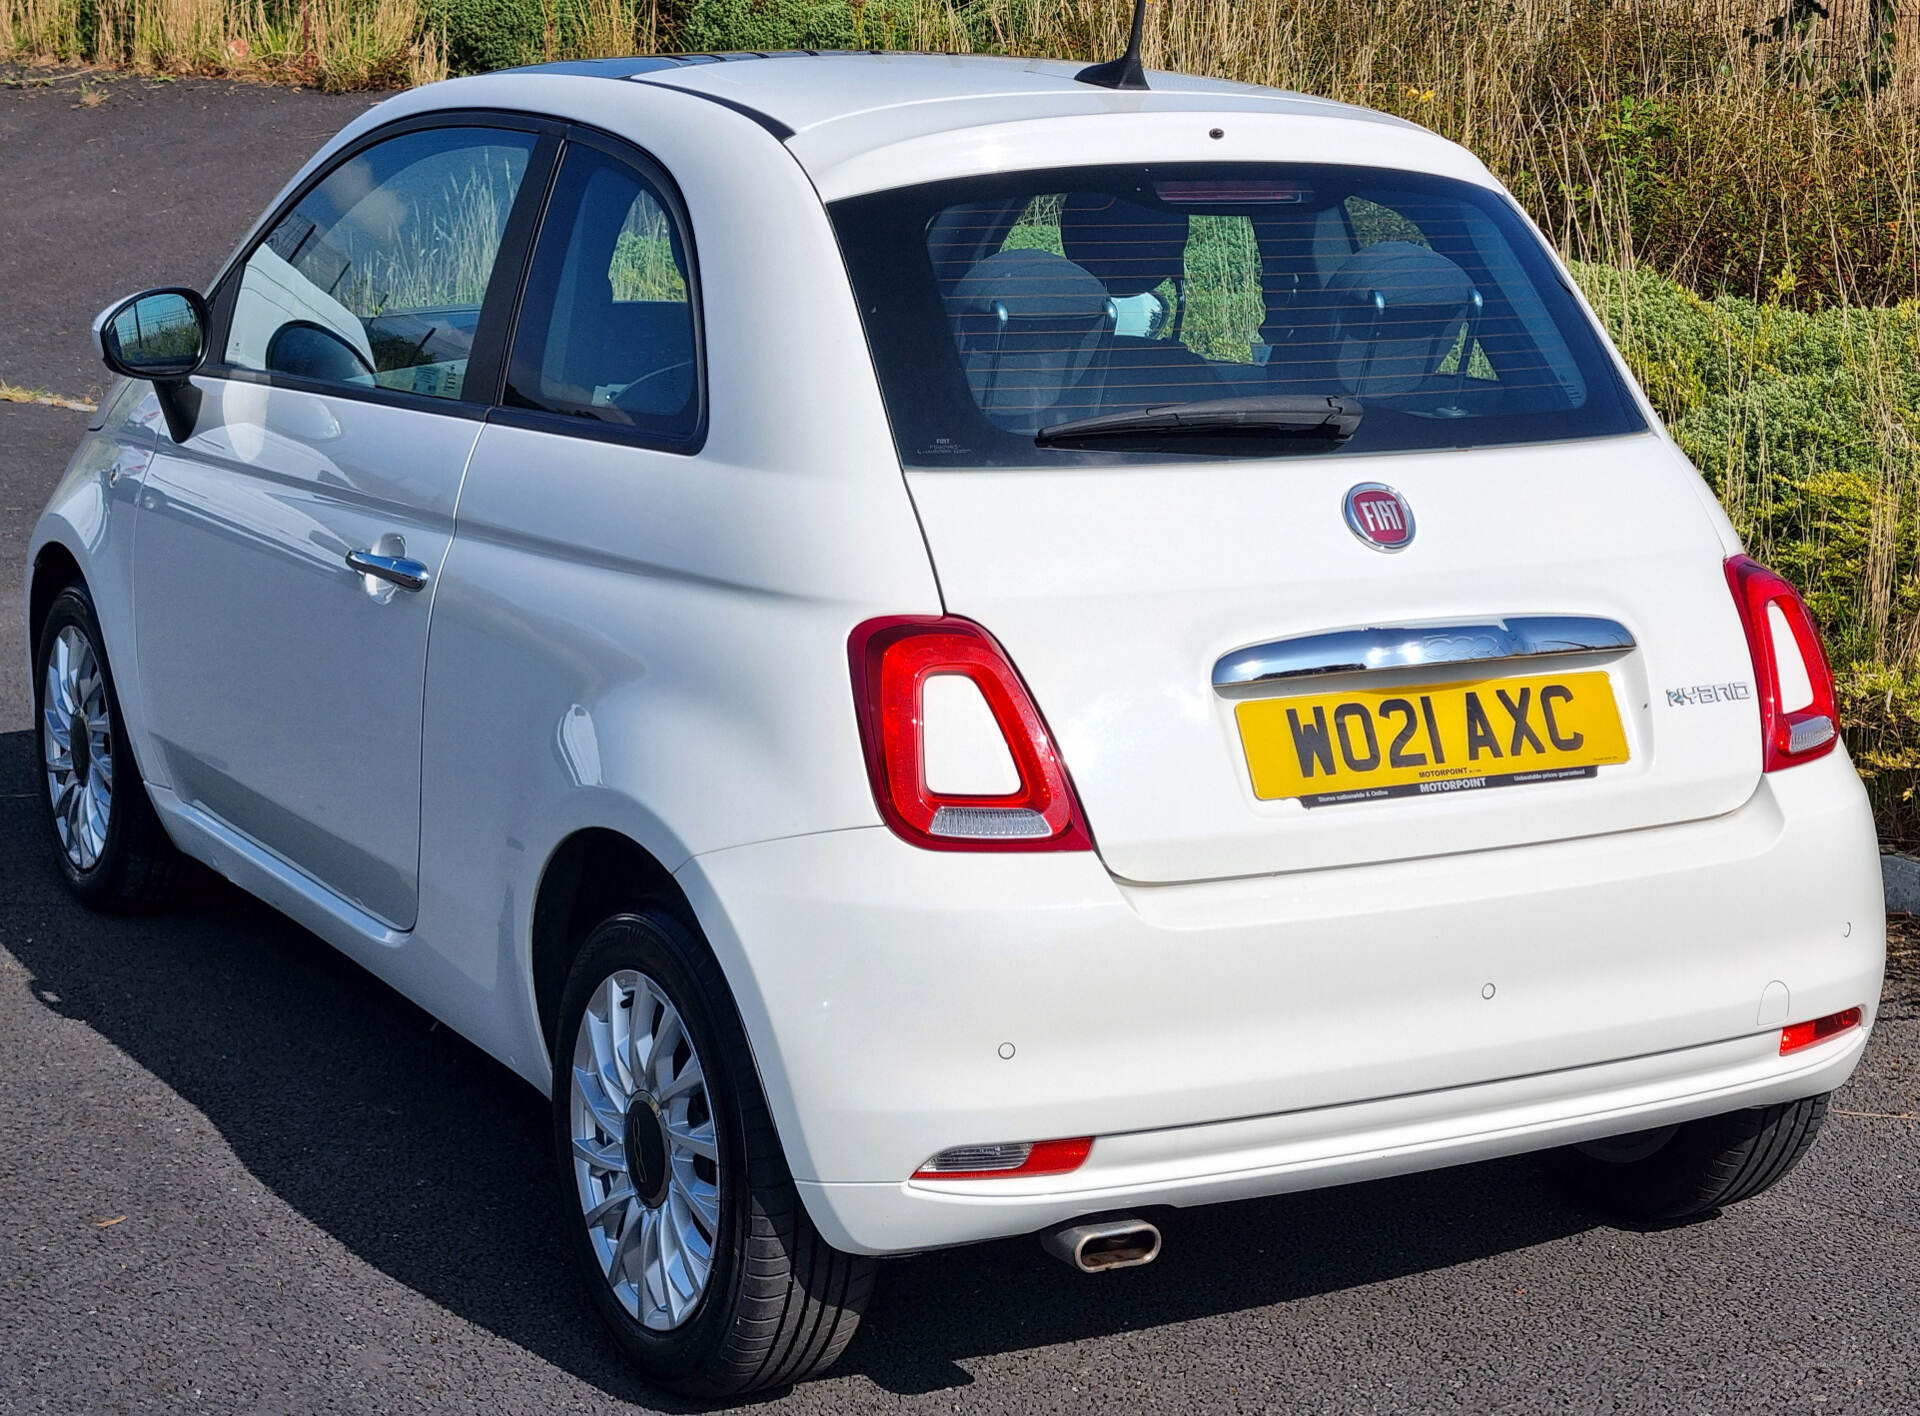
(1041, 1217), (1162, 1272)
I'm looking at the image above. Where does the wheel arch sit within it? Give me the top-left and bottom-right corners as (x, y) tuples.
(528, 826), (708, 1065)
(27, 540), (86, 662)
(526, 825), (822, 1193)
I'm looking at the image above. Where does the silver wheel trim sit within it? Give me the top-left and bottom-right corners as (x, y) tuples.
(41, 624), (113, 872)
(569, 968), (722, 1331)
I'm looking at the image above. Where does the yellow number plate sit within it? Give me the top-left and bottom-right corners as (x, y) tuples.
(1235, 670), (1630, 806)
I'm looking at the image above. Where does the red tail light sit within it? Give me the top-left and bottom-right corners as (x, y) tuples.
(1779, 1006), (1862, 1055)
(1724, 556), (1839, 772)
(848, 616), (1092, 851)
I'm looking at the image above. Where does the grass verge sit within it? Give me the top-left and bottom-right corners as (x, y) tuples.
(0, 382), (97, 411)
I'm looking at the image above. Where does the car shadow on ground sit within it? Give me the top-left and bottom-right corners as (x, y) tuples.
(0, 727), (1602, 1405)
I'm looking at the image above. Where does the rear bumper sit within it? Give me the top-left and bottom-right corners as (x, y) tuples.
(677, 751), (1884, 1256)
(801, 1024), (1866, 1254)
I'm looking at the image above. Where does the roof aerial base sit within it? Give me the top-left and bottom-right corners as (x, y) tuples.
(1076, 0), (1151, 91)
(1075, 54), (1148, 91)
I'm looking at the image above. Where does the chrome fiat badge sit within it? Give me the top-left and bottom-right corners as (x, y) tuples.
(1343, 483), (1415, 552)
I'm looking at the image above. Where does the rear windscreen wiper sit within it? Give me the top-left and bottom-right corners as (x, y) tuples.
(1035, 395), (1363, 451)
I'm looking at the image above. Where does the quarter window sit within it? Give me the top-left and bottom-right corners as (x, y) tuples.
(503, 142), (701, 445)
(224, 126), (537, 401)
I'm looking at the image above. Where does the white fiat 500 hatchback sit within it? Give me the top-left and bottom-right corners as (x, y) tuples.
(29, 50), (1886, 1396)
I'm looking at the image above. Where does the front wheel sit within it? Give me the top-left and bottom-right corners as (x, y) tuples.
(34, 583), (184, 910)
(1556, 1094), (1831, 1222)
(552, 911), (875, 1397)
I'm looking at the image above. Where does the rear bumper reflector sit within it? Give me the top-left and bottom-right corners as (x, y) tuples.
(913, 1136), (1094, 1181)
(1779, 1006), (1862, 1055)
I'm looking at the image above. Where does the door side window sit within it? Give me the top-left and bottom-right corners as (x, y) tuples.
(504, 141), (702, 447)
(224, 126), (538, 402)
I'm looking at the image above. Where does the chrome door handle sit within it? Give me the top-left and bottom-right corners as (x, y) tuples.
(345, 548), (430, 592)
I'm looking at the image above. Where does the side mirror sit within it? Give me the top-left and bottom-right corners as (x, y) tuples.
(93, 287), (209, 442)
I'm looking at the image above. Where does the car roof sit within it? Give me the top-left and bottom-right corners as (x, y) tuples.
(512, 51), (1412, 138)
(492, 52), (1453, 191)
(331, 52), (1488, 206)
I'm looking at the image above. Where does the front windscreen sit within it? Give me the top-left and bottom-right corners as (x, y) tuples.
(829, 163), (1646, 467)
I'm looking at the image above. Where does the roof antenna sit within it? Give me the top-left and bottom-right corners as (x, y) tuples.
(1076, 0), (1150, 90)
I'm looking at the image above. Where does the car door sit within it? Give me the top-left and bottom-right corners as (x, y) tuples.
(131, 117), (553, 929)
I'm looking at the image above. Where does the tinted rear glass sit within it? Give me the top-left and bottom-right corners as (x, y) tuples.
(829, 164), (1645, 467)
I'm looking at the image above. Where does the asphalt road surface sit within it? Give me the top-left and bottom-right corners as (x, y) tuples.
(3, 74), (1917, 1415)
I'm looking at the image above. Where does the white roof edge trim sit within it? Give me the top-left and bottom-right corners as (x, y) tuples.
(804, 111), (1498, 204)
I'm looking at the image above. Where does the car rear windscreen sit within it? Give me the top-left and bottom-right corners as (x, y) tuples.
(828, 163), (1646, 467)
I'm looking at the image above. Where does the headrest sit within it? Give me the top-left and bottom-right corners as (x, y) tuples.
(1324, 241), (1474, 323)
(1059, 194), (1191, 297)
(947, 248), (1110, 326)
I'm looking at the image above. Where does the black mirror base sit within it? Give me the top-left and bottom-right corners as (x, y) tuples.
(154, 379), (201, 444)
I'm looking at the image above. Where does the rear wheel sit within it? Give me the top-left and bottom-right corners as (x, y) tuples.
(552, 911), (875, 1397)
(34, 584), (184, 910)
(1557, 1094), (1831, 1222)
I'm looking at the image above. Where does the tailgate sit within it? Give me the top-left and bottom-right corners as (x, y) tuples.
(905, 434), (1760, 883)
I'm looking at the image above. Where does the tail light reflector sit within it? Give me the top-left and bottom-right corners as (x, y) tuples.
(849, 616), (1092, 851)
(1724, 556), (1839, 771)
(913, 1137), (1093, 1181)
(1779, 1006), (1862, 1055)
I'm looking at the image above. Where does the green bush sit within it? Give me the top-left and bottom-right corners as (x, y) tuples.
(428, 0), (546, 75)
(681, 0), (974, 54)
(427, 0), (967, 77)
(684, 0), (860, 50)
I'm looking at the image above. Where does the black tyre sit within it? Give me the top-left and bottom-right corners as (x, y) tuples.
(1557, 1094), (1831, 1222)
(551, 911), (875, 1397)
(33, 583), (185, 910)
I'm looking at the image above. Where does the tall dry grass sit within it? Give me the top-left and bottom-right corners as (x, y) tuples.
(1, 0), (446, 87)
(565, 0), (660, 59)
(930, 0), (1920, 306)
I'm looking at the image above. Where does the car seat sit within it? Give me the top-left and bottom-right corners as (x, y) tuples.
(1058, 193), (1224, 409)
(946, 248), (1114, 433)
(1322, 241), (1481, 398)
